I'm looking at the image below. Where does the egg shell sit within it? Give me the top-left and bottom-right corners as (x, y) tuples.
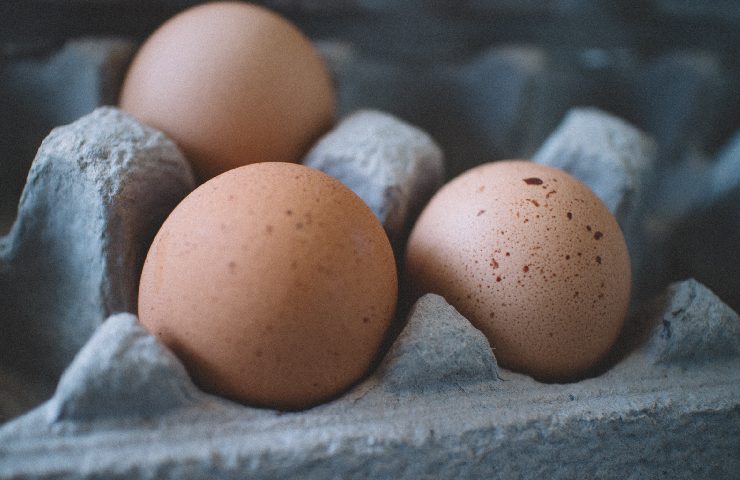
(405, 160), (631, 381)
(138, 162), (397, 410)
(119, 1), (335, 181)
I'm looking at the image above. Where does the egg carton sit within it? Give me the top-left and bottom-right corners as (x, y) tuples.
(2, 23), (740, 480)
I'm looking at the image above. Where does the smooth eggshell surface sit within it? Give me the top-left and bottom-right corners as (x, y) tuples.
(405, 161), (631, 381)
(138, 163), (397, 410)
(119, 1), (335, 181)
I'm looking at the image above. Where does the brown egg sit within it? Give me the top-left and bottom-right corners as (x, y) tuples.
(138, 163), (397, 410)
(119, 1), (335, 181)
(405, 161), (631, 381)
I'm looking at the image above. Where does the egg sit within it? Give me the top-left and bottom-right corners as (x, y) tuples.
(138, 163), (397, 410)
(405, 161), (631, 381)
(119, 1), (335, 181)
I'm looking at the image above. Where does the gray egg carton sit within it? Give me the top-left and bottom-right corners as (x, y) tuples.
(2, 21), (740, 480)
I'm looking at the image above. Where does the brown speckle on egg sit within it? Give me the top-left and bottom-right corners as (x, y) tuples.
(405, 160), (631, 381)
(138, 163), (397, 410)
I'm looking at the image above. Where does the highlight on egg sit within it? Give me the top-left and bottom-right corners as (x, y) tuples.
(138, 163), (397, 410)
(119, 1), (336, 181)
(405, 160), (631, 381)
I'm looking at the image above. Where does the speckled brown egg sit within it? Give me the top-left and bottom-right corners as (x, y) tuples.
(138, 162), (397, 410)
(119, 2), (335, 181)
(405, 160), (631, 381)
